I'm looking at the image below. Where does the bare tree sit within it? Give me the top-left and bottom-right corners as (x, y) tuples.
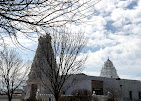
(105, 82), (122, 101)
(0, 48), (30, 101)
(0, 0), (100, 47)
(35, 30), (87, 101)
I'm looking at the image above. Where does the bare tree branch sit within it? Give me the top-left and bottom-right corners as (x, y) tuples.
(0, 0), (101, 48)
(105, 82), (122, 101)
(32, 29), (88, 101)
(0, 48), (30, 101)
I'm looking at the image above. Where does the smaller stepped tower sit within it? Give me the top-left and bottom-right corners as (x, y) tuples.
(100, 58), (119, 78)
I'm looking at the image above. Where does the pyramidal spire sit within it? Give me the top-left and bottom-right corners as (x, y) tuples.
(100, 58), (119, 78)
(28, 34), (56, 82)
(25, 34), (57, 100)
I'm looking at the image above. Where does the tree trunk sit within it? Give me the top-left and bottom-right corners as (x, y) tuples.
(8, 95), (12, 101)
(55, 94), (60, 101)
(8, 98), (12, 101)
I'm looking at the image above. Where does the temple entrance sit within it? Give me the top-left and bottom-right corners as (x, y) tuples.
(29, 84), (37, 100)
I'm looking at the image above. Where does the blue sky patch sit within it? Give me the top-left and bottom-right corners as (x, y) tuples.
(127, 1), (138, 9)
(105, 21), (117, 33)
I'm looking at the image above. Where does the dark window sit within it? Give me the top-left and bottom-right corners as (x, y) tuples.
(139, 92), (141, 99)
(30, 84), (37, 100)
(129, 91), (132, 99)
(91, 80), (103, 95)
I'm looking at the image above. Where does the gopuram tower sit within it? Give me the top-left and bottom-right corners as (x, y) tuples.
(100, 58), (119, 78)
(25, 34), (56, 100)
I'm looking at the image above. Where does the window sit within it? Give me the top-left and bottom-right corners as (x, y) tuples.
(139, 92), (141, 99)
(129, 91), (132, 99)
(91, 80), (103, 95)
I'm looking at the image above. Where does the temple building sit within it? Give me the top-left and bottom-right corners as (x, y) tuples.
(24, 35), (141, 101)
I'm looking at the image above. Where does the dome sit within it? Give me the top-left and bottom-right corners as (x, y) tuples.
(100, 58), (119, 78)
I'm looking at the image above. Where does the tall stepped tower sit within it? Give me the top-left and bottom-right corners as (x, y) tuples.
(100, 58), (119, 78)
(25, 34), (56, 100)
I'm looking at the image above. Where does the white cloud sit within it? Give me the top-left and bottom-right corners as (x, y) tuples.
(80, 0), (141, 80)
(3, 31), (38, 48)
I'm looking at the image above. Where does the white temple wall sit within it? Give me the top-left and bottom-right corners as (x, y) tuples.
(64, 75), (141, 101)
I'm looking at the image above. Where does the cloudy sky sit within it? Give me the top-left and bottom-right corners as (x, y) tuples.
(8, 0), (141, 80)
(82, 0), (141, 80)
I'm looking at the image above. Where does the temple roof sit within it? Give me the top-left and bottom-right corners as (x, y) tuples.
(100, 58), (119, 78)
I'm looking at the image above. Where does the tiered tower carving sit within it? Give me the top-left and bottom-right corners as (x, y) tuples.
(25, 34), (56, 99)
(100, 58), (119, 78)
